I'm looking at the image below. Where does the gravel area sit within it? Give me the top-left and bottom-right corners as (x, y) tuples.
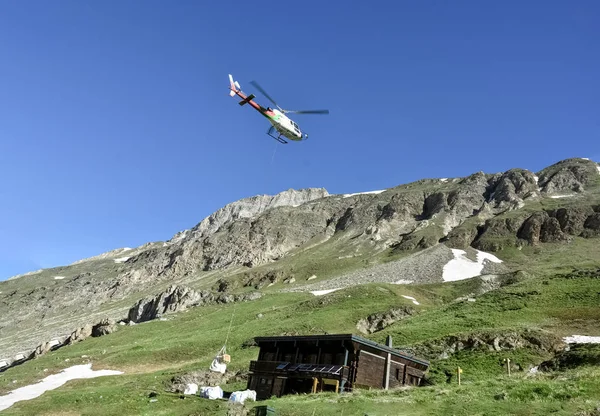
(283, 244), (509, 294)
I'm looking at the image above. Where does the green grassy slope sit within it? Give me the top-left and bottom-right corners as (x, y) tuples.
(2, 264), (600, 415)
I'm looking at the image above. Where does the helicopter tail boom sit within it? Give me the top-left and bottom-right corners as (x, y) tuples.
(228, 74), (240, 97)
(228, 73), (267, 114)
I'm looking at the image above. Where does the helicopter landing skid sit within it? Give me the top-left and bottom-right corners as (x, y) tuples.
(267, 126), (288, 144)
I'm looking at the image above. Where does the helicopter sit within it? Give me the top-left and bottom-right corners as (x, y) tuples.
(228, 74), (329, 144)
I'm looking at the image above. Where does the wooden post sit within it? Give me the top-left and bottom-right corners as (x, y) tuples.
(312, 377), (318, 393)
(504, 358), (511, 376)
(335, 380), (340, 393)
(384, 335), (392, 390)
(340, 346), (349, 393)
(457, 367), (462, 385)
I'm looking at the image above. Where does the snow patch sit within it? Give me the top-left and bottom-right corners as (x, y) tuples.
(442, 249), (503, 282)
(440, 178), (448, 183)
(597, 165), (600, 175)
(0, 364), (123, 411)
(533, 175), (539, 184)
(392, 279), (413, 285)
(563, 335), (600, 344)
(401, 295), (420, 305)
(311, 288), (341, 296)
(550, 194), (575, 199)
(53, 276), (65, 280)
(114, 257), (130, 264)
(342, 190), (385, 198)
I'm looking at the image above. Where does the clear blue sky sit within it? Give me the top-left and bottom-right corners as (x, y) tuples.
(1, 0), (599, 280)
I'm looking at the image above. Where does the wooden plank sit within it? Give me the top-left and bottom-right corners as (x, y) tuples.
(359, 349), (385, 360)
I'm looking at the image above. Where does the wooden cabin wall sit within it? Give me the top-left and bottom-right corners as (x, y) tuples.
(355, 342), (429, 371)
(388, 360), (406, 389)
(354, 350), (386, 388)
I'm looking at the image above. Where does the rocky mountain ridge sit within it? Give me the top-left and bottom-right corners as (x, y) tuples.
(1, 157), (599, 363)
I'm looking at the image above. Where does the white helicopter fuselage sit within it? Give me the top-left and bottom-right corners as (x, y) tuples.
(268, 109), (307, 141)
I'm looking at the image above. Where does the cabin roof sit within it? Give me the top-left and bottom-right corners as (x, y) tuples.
(253, 333), (430, 367)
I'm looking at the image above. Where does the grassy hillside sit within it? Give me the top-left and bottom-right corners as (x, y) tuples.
(2, 264), (600, 415)
(2, 157), (600, 415)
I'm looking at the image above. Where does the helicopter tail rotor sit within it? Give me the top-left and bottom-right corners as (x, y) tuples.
(228, 74), (242, 96)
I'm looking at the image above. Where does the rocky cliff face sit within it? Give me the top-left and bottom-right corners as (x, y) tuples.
(169, 188), (330, 244)
(1, 157), (599, 363)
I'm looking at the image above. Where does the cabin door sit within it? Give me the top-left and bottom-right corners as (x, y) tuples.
(255, 376), (274, 400)
(273, 377), (286, 397)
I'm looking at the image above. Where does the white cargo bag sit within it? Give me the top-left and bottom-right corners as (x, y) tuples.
(184, 383), (198, 395)
(199, 385), (223, 400)
(209, 358), (227, 374)
(228, 389), (256, 404)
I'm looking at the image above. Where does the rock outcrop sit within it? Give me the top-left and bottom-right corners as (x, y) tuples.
(67, 324), (93, 345)
(356, 306), (415, 334)
(128, 285), (206, 323)
(405, 329), (566, 361)
(471, 204), (600, 251)
(486, 169), (540, 209)
(92, 318), (118, 337)
(538, 344), (600, 371)
(127, 285), (263, 324)
(537, 158), (598, 195)
(169, 187), (330, 244)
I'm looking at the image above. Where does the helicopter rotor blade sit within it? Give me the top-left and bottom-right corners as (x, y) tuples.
(249, 81), (282, 111)
(284, 109), (330, 115)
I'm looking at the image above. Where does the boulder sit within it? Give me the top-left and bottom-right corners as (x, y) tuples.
(356, 306), (415, 334)
(92, 318), (118, 337)
(66, 324), (93, 345)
